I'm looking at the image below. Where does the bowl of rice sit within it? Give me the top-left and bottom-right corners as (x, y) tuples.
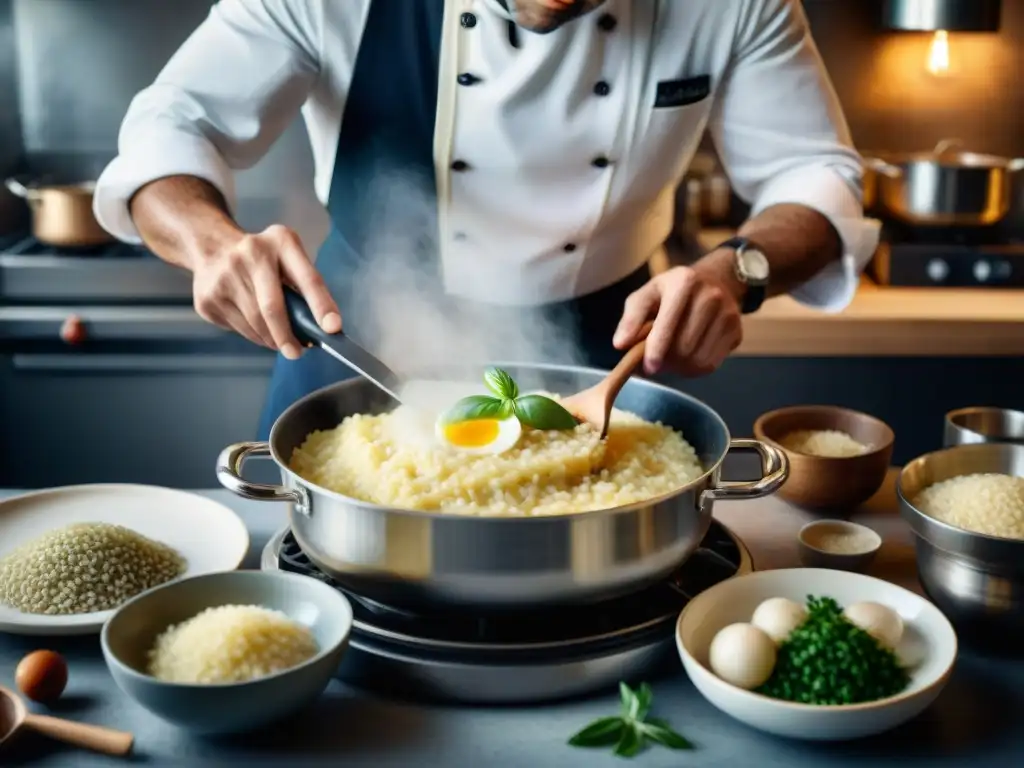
(101, 570), (353, 734)
(898, 442), (1024, 648)
(754, 405), (894, 512)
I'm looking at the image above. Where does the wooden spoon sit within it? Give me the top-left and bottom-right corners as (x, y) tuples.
(0, 685), (133, 757)
(562, 322), (654, 439)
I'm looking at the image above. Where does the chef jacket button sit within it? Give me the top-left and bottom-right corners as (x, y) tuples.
(597, 13), (617, 32)
(451, 160), (470, 172)
(593, 80), (611, 97)
(563, 243), (577, 253)
(457, 72), (482, 86)
(453, 231), (467, 241)
(591, 156), (611, 169)
(460, 12), (477, 28)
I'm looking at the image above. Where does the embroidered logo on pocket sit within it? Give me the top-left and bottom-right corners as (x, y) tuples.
(654, 75), (711, 109)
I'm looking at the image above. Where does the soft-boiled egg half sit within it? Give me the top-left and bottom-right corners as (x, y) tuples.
(435, 414), (522, 455)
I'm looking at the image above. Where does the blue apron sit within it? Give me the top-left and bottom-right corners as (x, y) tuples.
(257, 0), (649, 439)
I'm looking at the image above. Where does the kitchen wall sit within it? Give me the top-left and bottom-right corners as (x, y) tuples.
(0, 0), (25, 231)
(805, 0), (1024, 158)
(8, 0), (328, 249)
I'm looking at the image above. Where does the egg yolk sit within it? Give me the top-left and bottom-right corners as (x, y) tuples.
(443, 419), (501, 448)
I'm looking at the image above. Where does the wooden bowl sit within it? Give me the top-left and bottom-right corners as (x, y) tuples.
(753, 406), (894, 512)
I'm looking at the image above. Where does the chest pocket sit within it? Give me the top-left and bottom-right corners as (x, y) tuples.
(633, 74), (715, 184)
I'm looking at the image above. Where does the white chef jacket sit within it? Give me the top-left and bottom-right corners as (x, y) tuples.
(94, 0), (876, 311)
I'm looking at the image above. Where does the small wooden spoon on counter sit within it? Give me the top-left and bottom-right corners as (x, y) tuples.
(0, 685), (133, 757)
(562, 322), (654, 439)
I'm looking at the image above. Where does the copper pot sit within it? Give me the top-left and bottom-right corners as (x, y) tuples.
(4, 177), (113, 247)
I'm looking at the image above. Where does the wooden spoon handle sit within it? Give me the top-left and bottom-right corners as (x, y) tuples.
(608, 321), (655, 387)
(25, 714), (134, 756)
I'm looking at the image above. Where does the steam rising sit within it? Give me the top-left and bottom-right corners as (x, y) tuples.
(345, 172), (586, 407)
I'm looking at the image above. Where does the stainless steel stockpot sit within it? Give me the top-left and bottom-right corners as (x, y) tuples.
(217, 364), (788, 611)
(898, 443), (1024, 646)
(863, 139), (1024, 227)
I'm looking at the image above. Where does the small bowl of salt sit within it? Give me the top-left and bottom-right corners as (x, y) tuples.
(797, 520), (882, 573)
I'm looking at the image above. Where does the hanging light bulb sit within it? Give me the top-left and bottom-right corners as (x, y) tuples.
(925, 29), (951, 76)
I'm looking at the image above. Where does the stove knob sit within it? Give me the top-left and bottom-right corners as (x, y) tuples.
(973, 260), (992, 283)
(60, 315), (86, 345)
(996, 260), (1012, 279)
(926, 258), (949, 283)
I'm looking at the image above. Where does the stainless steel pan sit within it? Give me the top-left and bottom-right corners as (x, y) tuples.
(4, 177), (113, 247)
(863, 139), (1024, 227)
(217, 366), (788, 611)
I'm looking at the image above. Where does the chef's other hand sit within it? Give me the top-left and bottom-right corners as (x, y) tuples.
(192, 224), (341, 360)
(613, 266), (742, 377)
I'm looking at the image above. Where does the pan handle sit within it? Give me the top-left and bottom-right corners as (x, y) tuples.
(701, 438), (789, 506)
(4, 177), (36, 200)
(863, 157), (902, 179)
(934, 138), (963, 157)
(216, 441), (310, 513)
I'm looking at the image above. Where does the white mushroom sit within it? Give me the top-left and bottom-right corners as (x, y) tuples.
(751, 597), (807, 645)
(708, 623), (777, 690)
(843, 601), (904, 649)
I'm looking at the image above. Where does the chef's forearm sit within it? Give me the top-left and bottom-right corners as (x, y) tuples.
(129, 175), (243, 272)
(693, 203), (843, 300)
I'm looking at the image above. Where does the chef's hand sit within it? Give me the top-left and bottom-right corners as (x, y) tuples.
(613, 264), (743, 377)
(191, 224), (341, 360)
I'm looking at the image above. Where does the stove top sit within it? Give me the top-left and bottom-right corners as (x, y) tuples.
(266, 521), (752, 652)
(262, 521), (753, 703)
(0, 234), (149, 259)
(874, 223), (1024, 288)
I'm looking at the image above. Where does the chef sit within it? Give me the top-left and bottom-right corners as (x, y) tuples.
(93, 0), (876, 439)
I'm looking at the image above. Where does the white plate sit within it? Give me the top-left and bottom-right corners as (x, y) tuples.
(0, 484), (250, 636)
(676, 568), (958, 741)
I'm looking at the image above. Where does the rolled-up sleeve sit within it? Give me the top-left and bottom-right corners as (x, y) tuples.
(94, 0), (321, 243)
(709, 0), (879, 313)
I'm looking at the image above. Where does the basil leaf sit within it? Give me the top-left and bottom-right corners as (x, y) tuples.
(619, 682), (640, 720)
(514, 395), (578, 430)
(567, 717), (624, 748)
(484, 367), (518, 400)
(613, 724), (644, 758)
(642, 719), (693, 750)
(635, 682), (653, 721)
(440, 395), (506, 424)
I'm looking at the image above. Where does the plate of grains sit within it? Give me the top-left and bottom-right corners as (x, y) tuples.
(0, 484), (250, 635)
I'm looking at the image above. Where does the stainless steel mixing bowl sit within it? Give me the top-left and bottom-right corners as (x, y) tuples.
(217, 363), (788, 611)
(898, 443), (1024, 646)
(944, 406), (1024, 447)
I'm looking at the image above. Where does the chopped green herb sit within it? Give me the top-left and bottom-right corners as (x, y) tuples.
(441, 367), (577, 431)
(568, 682), (692, 758)
(756, 595), (911, 705)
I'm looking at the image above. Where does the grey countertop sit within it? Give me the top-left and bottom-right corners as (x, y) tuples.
(1, 481), (1023, 768)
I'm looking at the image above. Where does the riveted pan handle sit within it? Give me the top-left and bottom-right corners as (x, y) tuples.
(701, 438), (789, 507)
(216, 442), (310, 513)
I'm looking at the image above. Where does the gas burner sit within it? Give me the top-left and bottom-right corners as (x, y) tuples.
(263, 521), (753, 703)
(1, 234), (150, 258)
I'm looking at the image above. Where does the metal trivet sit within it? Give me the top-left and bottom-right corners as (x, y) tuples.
(263, 521), (754, 704)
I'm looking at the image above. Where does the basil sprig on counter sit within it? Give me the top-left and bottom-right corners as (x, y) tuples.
(441, 367), (578, 431)
(568, 682), (692, 758)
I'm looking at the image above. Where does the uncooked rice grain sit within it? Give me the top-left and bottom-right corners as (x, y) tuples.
(148, 605), (319, 684)
(289, 399), (705, 516)
(778, 429), (869, 458)
(912, 472), (1024, 539)
(0, 522), (185, 615)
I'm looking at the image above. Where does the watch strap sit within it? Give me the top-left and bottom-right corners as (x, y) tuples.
(717, 236), (767, 315)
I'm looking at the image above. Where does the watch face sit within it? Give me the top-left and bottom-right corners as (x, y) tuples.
(739, 248), (770, 282)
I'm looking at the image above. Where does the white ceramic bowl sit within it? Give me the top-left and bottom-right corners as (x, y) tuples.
(676, 568), (957, 741)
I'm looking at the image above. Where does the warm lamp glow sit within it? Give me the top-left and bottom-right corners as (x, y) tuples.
(926, 29), (951, 75)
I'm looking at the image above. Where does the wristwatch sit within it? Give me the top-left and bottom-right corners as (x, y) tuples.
(718, 236), (770, 314)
